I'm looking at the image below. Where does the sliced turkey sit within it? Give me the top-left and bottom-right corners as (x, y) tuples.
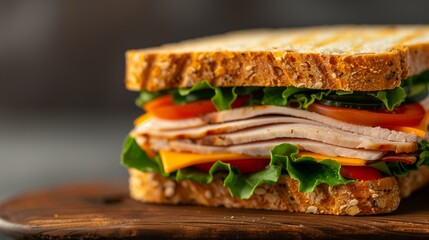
(134, 116), (321, 139)
(204, 106), (417, 142)
(146, 137), (385, 160)
(199, 123), (417, 153)
(138, 116), (206, 131)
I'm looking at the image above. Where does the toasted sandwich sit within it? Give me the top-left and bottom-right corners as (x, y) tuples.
(121, 25), (429, 215)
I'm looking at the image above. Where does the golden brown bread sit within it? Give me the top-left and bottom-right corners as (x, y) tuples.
(129, 166), (429, 216)
(125, 25), (429, 92)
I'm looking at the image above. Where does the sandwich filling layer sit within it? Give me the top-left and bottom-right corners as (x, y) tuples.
(122, 70), (429, 199)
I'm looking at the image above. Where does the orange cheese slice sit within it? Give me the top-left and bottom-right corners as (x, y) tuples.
(386, 126), (426, 137)
(387, 109), (429, 137)
(159, 150), (368, 173)
(134, 113), (153, 126)
(159, 150), (266, 173)
(296, 152), (367, 166)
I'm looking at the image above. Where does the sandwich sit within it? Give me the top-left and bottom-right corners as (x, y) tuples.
(121, 25), (429, 215)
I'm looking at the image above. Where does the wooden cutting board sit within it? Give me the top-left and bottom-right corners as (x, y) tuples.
(1, 181), (429, 239)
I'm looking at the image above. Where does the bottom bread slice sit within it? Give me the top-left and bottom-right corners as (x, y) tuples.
(129, 167), (429, 215)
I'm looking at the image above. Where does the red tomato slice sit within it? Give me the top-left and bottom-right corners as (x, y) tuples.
(145, 96), (217, 119)
(144, 95), (249, 120)
(194, 158), (270, 174)
(144, 94), (175, 111)
(308, 102), (425, 127)
(340, 166), (382, 181)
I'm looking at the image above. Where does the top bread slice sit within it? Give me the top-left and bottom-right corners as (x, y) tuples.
(125, 25), (429, 92)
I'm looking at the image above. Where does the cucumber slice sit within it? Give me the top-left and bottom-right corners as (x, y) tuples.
(320, 94), (385, 110)
(323, 94), (381, 104)
(318, 99), (385, 110)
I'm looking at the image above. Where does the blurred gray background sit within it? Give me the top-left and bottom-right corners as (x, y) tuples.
(1, 0), (429, 237)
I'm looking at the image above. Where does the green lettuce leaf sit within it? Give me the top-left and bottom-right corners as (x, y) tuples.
(270, 143), (354, 193)
(235, 86), (262, 95)
(262, 87), (288, 105)
(368, 161), (392, 176)
(262, 86), (330, 109)
(177, 162), (281, 199)
(176, 81), (262, 111)
(121, 135), (172, 178)
(172, 89), (213, 104)
(120, 134), (161, 172)
(367, 87), (407, 111)
(176, 81), (237, 111)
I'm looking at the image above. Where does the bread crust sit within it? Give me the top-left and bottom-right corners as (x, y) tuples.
(128, 167), (429, 216)
(125, 26), (429, 92)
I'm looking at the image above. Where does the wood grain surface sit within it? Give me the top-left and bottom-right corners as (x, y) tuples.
(1, 181), (429, 239)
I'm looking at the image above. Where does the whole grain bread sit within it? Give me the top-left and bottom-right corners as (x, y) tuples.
(125, 25), (429, 92)
(129, 166), (429, 216)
